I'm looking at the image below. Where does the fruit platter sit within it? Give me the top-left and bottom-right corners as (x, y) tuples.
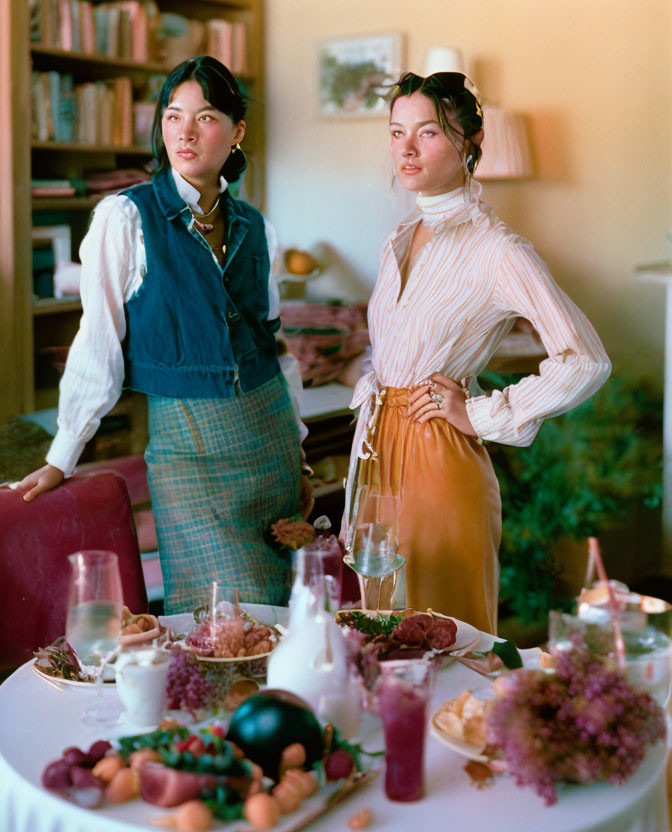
(40, 690), (379, 831)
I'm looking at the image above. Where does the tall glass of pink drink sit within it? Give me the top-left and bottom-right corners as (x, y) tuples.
(377, 658), (437, 801)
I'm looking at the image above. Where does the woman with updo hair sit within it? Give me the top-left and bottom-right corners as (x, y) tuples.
(13, 56), (312, 612)
(343, 72), (610, 633)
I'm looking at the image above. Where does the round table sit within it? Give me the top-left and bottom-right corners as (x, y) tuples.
(0, 606), (668, 832)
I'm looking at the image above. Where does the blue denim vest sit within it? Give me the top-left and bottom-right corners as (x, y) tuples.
(121, 166), (280, 398)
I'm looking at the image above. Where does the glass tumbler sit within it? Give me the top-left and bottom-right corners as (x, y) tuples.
(376, 657), (437, 802)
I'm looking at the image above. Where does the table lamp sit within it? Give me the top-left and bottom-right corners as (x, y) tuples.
(422, 47), (534, 180)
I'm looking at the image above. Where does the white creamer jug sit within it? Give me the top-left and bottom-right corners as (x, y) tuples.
(115, 647), (172, 727)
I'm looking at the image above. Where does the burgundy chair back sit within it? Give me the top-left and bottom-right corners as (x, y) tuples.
(0, 471), (148, 672)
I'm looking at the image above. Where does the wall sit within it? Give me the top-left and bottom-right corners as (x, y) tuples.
(264, 0), (672, 379)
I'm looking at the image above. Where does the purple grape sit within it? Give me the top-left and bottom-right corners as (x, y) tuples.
(42, 759), (72, 790)
(165, 648), (213, 714)
(70, 765), (101, 789)
(87, 740), (112, 764)
(62, 747), (89, 767)
(324, 749), (354, 781)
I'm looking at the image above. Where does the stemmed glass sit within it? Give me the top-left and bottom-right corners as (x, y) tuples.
(65, 550), (124, 724)
(345, 488), (406, 612)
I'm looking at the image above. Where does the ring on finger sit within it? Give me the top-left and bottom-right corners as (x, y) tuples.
(430, 391), (444, 407)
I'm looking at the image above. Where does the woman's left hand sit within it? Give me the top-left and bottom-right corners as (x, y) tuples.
(407, 373), (478, 436)
(299, 475), (315, 520)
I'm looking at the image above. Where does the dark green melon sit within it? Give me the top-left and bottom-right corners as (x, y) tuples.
(226, 689), (324, 779)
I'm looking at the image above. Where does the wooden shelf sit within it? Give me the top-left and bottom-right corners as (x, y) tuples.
(33, 195), (104, 211)
(3, 0), (265, 418)
(32, 141), (152, 154)
(33, 297), (82, 316)
(160, 0), (255, 9)
(31, 46), (167, 75)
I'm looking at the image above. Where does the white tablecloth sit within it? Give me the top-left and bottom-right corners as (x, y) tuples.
(1, 606), (668, 832)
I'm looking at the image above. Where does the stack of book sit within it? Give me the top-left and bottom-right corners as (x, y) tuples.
(205, 19), (248, 76)
(32, 70), (138, 146)
(31, 169), (151, 197)
(30, 0), (158, 63)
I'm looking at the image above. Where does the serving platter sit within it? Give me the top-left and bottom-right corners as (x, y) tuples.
(177, 641), (274, 663)
(336, 609), (482, 655)
(32, 661), (116, 688)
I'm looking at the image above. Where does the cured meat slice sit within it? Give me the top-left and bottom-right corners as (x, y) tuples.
(140, 763), (221, 808)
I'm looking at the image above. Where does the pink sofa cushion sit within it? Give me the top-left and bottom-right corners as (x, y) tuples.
(0, 471), (148, 671)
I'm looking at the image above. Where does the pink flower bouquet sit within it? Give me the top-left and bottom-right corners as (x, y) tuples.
(487, 633), (666, 805)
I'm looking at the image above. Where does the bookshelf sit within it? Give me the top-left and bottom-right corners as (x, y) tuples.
(0, 0), (266, 421)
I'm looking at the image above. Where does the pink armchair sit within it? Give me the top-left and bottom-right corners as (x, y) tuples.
(0, 471), (148, 672)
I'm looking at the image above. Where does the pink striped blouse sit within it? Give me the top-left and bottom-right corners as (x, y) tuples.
(350, 181), (611, 451)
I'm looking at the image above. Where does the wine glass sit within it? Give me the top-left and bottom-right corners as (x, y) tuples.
(346, 489), (405, 612)
(65, 550), (124, 724)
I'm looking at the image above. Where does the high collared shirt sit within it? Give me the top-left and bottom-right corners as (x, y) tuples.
(47, 169), (305, 475)
(350, 181), (611, 449)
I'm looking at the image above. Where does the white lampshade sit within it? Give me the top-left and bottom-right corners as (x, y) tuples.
(423, 47), (465, 76)
(475, 105), (533, 180)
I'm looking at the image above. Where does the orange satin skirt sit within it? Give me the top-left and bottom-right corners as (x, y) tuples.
(355, 387), (502, 634)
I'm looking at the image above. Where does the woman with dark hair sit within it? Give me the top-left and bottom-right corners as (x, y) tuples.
(343, 72), (610, 633)
(12, 56), (312, 612)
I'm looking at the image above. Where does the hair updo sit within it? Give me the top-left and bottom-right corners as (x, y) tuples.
(389, 71), (484, 174)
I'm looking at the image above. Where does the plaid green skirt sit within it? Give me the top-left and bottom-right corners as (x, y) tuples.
(145, 374), (301, 614)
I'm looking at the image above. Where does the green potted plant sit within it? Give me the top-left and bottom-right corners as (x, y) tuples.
(478, 371), (663, 633)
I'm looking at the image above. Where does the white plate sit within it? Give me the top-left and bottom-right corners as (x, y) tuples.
(449, 618), (481, 654)
(32, 661), (116, 688)
(430, 687), (494, 763)
(430, 721), (489, 763)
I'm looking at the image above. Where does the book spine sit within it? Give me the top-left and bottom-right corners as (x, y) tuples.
(31, 72), (49, 142)
(74, 84), (85, 143)
(59, 73), (75, 143)
(118, 7), (131, 59)
(95, 81), (107, 145)
(58, 0), (72, 50)
(69, 0), (80, 52)
(102, 85), (115, 145)
(41, 73), (54, 140)
(48, 71), (62, 142)
(48, 0), (59, 48)
(94, 5), (107, 55)
(232, 21), (246, 76)
(79, 1), (94, 53)
(106, 6), (119, 58)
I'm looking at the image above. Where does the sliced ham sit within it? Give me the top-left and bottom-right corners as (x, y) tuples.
(140, 763), (221, 807)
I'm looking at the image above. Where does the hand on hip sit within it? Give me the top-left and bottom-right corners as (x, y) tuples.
(407, 373), (477, 436)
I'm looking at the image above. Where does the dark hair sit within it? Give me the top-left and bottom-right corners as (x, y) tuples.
(151, 55), (248, 182)
(390, 72), (484, 174)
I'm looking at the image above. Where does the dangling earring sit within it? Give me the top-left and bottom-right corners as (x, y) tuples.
(231, 143), (241, 154)
(463, 140), (476, 176)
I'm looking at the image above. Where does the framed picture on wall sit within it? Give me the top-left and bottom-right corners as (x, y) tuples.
(317, 33), (403, 118)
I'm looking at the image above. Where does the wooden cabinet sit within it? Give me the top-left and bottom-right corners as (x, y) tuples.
(0, 0), (265, 420)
